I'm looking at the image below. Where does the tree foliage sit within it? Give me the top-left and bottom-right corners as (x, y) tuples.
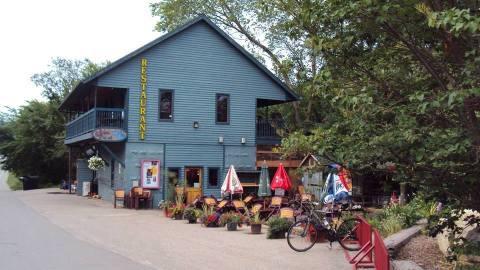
(151, 1), (480, 209)
(0, 58), (104, 185)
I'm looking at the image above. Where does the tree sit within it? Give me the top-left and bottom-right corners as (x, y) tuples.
(151, 1), (480, 210)
(0, 58), (105, 185)
(31, 57), (106, 104)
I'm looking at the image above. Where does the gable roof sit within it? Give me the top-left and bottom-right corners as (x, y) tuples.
(59, 15), (299, 111)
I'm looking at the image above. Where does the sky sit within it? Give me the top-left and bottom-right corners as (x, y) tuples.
(0, 0), (160, 111)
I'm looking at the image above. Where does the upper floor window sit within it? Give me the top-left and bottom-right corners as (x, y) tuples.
(159, 90), (173, 121)
(216, 94), (229, 124)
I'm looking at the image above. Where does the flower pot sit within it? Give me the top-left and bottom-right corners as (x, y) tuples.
(174, 212), (183, 220)
(268, 230), (287, 239)
(226, 221), (238, 231)
(187, 217), (197, 224)
(164, 208), (172, 218)
(251, 223), (262, 234)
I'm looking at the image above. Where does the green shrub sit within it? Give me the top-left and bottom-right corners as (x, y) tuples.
(6, 173), (22, 191)
(266, 217), (293, 239)
(367, 194), (436, 237)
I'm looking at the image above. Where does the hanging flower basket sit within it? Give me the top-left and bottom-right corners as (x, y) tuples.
(88, 155), (105, 171)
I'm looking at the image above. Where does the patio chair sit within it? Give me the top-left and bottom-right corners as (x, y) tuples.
(264, 196), (283, 220)
(243, 195), (254, 206)
(203, 197), (217, 208)
(298, 185), (305, 195)
(216, 199), (229, 213)
(232, 200), (247, 214)
(279, 207), (295, 222)
(301, 194), (313, 202)
(114, 189), (125, 208)
(139, 190), (153, 209)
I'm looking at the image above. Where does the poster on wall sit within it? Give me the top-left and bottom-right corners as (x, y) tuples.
(140, 159), (160, 189)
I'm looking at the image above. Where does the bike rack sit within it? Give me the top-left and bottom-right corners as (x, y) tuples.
(343, 216), (390, 270)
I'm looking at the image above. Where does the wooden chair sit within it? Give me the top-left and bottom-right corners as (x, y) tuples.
(139, 190), (153, 209)
(280, 207), (295, 222)
(243, 195), (254, 206)
(114, 189), (125, 208)
(298, 185), (306, 195)
(265, 196), (283, 220)
(216, 200), (229, 213)
(232, 200), (247, 214)
(131, 187), (144, 209)
(301, 194), (313, 202)
(203, 197), (217, 208)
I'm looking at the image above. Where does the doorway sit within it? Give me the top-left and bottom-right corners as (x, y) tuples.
(185, 167), (202, 204)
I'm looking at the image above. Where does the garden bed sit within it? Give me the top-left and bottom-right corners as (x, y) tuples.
(396, 235), (453, 270)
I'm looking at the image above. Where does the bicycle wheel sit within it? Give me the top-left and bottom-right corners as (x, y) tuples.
(287, 219), (318, 252)
(336, 217), (361, 251)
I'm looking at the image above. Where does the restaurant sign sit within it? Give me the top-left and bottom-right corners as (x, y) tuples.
(140, 159), (160, 189)
(139, 58), (147, 140)
(93, 128), (127, 142)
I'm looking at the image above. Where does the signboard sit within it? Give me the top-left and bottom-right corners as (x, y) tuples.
(140, 159), (160, 189)
(93, 128), (127, 142)
(139, 58), (147, 140)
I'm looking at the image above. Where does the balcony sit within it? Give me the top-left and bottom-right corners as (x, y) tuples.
(65, 108), (125, 142)
(256, 119), (284, 145)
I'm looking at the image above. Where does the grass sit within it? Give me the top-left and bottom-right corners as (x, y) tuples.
(6, 173), (23, 190)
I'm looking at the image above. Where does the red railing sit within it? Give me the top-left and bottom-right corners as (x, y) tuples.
(343, 216), (390, 270)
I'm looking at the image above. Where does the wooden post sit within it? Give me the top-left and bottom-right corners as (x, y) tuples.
(399, 182), (406, 205)
(68, 146), (72, 194)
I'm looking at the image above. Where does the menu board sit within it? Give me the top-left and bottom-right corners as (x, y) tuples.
(140, 160), (160, 189)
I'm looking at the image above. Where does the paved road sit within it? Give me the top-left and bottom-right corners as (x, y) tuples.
(0, 170), (153, 270)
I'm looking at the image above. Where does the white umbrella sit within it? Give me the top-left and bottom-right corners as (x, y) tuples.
(221, 165), (243, 198)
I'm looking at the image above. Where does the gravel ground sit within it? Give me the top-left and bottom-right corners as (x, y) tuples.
(16, 188), (350, 270)
(397, 234), (453, 270)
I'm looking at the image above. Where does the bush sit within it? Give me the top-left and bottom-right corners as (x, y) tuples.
(266, 217), (293, 239)
(367, 194), (435, 237)
(6, 173), (22, 191)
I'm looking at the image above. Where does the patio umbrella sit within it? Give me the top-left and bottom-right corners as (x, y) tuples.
(270, 163), (292, 191)
(257, 161), (271, 197)
(221, 165), (243, 198)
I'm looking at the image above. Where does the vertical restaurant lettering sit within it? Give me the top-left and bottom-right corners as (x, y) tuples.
(139, 58), (147, 140)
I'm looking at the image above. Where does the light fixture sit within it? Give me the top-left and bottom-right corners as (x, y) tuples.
(218, 136), (224, 144)
(193, 121), (199, 129)
(241, 137), (246, 144)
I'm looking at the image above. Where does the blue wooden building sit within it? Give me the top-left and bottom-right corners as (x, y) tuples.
(60, 16), (298, 205)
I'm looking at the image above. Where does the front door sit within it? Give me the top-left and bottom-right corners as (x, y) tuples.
(185, 167), (202, 204)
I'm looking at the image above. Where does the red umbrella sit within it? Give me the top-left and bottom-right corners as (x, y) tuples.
(270, 163), (292, 190)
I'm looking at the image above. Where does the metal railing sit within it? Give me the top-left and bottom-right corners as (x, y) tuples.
(66, 108), (125, 139)
(256, 119), (284, 138)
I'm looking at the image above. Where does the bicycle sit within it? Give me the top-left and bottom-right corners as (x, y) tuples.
(286, 200), (361, 252)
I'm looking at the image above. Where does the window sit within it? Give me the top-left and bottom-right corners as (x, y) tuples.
(216, 94), (229, 123)
(208, 168), (219, 187)
(159, 90), (173, 120)
(166, 168), (180, 201)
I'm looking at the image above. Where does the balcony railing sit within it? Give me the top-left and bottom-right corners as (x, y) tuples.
(256, 119), (285, 138)
(66, 108), (125, 139)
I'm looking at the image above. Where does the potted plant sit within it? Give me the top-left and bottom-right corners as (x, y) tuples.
(172, 193), (185, 220)
(250, 211), (263, 234)
(184, 207), (202, 224)
(200, 205), (219, 227)
(158, 200), (174, 217)
(87, 155), (105, 171)
(220, 212), (243, 231)
(266, 217), (293, 239)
